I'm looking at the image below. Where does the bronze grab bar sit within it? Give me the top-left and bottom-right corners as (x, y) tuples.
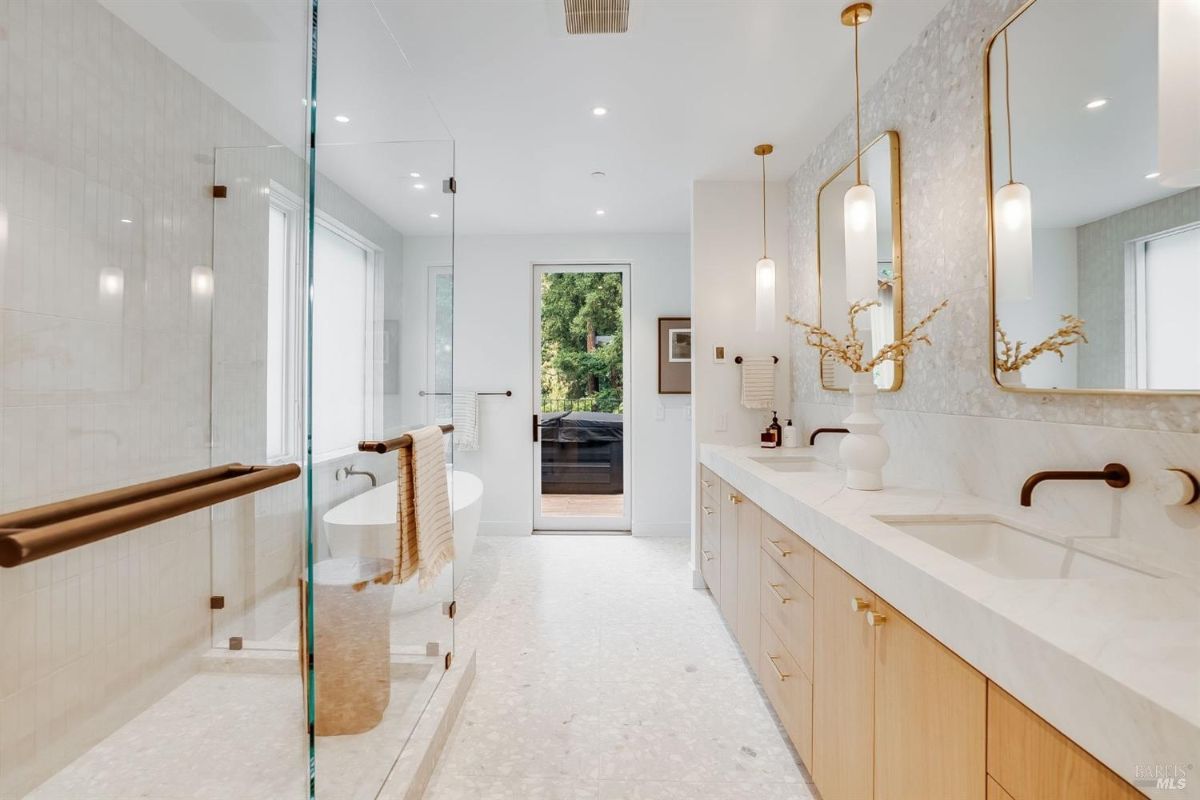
(0, 463), (300, 568)
(358, 424), (454, 454)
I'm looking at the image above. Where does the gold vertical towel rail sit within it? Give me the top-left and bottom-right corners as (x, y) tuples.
(0, 463), (301, 568)
(357, 424), (454, 455)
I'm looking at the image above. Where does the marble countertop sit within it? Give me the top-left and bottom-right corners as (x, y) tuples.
(700, 444), (1200, 800)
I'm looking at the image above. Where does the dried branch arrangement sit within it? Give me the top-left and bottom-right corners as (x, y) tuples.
(786, 298), (950, 374)
(994, 315), (1087, 373)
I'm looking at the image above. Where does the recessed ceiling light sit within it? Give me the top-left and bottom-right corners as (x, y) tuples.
(119, 218), (133, 224)
(595, 209), (606, 216)
(413, 183), (426, 190)
(334, 114), (350, 123)
(409, 172), (421, 178)
(1085, 98), (1108, 110)
(430, 212), (440, 219)
(1145, 171), (1161, 179)
(592, 106), (608, 117)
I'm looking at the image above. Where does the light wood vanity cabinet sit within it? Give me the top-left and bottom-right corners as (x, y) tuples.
(697, 468), (1143, 800)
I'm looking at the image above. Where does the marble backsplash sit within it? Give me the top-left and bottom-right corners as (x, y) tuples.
(785, 0), (1200, 569)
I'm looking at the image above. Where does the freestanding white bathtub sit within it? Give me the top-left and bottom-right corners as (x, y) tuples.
(322, 468), (482, 614)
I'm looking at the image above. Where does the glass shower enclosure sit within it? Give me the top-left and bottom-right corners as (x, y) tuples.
(0, 1), (456, 797)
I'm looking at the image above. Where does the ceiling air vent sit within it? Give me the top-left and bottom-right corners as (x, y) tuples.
(564, 0), (630, 34)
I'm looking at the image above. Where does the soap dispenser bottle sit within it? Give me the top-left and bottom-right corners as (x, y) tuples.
(781, 419), (799, 448)
(769, 412), (783, 447)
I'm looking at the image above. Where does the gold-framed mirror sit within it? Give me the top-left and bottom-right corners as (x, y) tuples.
(985, 0), (1200, 395)
(817, 129), (903, 391)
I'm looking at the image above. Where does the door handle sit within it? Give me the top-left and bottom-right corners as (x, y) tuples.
(532, 413), (539, 443)
(850, 597), (870, 612)
(728, 493), (742, 505)
(702, 506), (714, 517)
(766, 539), (791, 558)
(767, 653), (790, 681)
(768, 582), (791, 604)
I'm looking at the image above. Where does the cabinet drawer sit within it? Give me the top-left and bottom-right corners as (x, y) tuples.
(760, 617), (814, 769)
(760, 513), (814, 595)
(700, 497), (719, 550)
(699, 544), (720, 596)
(759, 550), (813, 680)
(987, 683), (1143, 800)
(699, 465), (719, 504)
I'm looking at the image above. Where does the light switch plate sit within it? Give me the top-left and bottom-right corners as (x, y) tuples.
(716, 412), (727, 432)
(713, 345), (726, 364)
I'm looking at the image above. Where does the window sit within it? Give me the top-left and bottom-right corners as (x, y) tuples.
(311, 219), (376, 458)
(427, 265), (453, 424)
(266, 185), (378, 462)
(1127, 223), (1200, 390)
(266, 184), (302, 463)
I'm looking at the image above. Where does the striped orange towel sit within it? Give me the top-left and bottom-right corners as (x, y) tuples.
(394, 426), (455, 588)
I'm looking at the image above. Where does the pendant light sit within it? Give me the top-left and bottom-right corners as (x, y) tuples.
(754, 143), (776, 333)
(993, 29), (1033, 301)
(1157, 0), (1200, 187)
(841, 3), (878, 305)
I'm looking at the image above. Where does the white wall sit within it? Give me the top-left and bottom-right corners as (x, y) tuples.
(690, 181), (791, 578)
(403, 233), (692, 537)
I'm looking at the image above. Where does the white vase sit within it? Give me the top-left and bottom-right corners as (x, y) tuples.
(997, 369), (1025, 388)
(839, 372), (889, 491)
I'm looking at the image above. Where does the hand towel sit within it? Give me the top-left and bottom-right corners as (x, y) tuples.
(740, 357), (776, 410)
(452, 391), (480, 452)
(395, 425), (455, 588)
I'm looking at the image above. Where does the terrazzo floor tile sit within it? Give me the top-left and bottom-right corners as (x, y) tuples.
(425, 536), (816, 799)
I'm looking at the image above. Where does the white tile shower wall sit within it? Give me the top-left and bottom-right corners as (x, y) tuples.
(786, 0), (1200, 573)
(0, 0), (412, 794)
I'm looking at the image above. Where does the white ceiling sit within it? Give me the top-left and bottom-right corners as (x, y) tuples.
(102, 0), (951, 236)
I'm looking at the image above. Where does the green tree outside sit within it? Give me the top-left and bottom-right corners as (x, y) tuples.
(540, 272), (623, 413)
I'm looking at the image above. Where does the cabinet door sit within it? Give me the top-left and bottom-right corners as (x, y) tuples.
(734, 498), (761, 657)
(812, 553), (875, 800)
(718, 481), (739, 623)
(987, 683), (1145, 800)
(874, 598), (986, 800)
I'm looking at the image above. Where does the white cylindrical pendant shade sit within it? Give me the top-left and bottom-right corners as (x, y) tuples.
(755, 257), (776, 332)
(993, 181), (1033, 302)
(1158, 0), (1200, 187)
(843, 183), (878, 304)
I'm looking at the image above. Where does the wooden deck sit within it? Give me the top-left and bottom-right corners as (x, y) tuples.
(540, 493), (624, 518)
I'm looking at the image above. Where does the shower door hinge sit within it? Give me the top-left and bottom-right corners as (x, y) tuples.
(443, 177), (456, 194)
(444, 600), (456, 619)
(532, 414), (539, 443)
(211, 185), (227, 199)
(210, 595), (225, 610)
(444, 651), (453, 671)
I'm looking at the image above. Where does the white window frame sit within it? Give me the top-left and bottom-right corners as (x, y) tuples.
(310, 212), (381, 462)
(266, 181), (305, 465)
(1124, 220), (1200, 390)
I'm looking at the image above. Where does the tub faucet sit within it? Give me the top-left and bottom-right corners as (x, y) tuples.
(1020, 463), (1129, 507)
(809, 427), (849, 446)
(336, 464), (378, 488)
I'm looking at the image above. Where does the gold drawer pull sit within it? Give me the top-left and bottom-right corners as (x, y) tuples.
(701, 479), (713, 489)
(702, 550), (715, 562)
(767, 653), (790, 681)
(850, 597), (870, 612)
(767, 538), (791, 557)
(728, 493), (743, 505)
(768, 582), (791, 604)
(702, 506), (714, 517)
(866, 610), (888, 627)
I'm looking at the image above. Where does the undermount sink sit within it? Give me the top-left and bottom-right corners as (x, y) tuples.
(875, 515), (1158, 580)
(750, 455), (836, 473)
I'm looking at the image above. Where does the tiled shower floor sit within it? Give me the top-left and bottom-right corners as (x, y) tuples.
(424, 536), (817, 799)
(27, 664), (438, 800)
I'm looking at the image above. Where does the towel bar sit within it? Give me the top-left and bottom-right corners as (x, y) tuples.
(0, 462), (300, 568)
(734, 355), (779, 364)
(419, 390), (511, 397)
(358, 424), (454, 455)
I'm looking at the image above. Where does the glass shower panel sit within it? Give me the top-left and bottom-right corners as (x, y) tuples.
(305, 2), (457, 796)
(0, 1), (313, 798)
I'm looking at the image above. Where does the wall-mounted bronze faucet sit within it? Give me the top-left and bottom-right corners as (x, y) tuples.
(1020, 463), (1130, 507)
(809, 427), (849, 446)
